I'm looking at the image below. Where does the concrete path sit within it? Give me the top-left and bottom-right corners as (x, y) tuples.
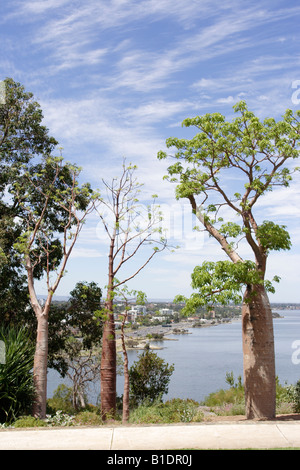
(1, 420), (300, 450)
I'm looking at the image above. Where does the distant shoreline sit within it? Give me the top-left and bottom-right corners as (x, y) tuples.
(116, 318), (238, 352)
(116, 311), (286, 352)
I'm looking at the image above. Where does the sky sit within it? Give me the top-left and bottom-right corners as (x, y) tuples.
(1, 0), (300, 303)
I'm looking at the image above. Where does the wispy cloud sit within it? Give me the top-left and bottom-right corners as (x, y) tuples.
(2, 0), (300, 300)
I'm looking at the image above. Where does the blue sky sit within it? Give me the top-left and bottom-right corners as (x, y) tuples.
(1, 0), (300, 302)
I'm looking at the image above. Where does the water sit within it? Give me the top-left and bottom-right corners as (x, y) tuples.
(47, 310), (300, 404)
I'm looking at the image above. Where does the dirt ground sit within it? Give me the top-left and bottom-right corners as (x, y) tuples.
(203, 413), (300, 423)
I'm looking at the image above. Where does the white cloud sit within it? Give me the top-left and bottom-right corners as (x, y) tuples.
(2, 0), (300, 300)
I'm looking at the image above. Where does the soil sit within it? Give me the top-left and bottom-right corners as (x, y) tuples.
(202, 413), (300, 423)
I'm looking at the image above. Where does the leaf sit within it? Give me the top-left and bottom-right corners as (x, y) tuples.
(256, 221), (292, 252)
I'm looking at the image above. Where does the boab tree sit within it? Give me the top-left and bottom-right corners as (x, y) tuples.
(158, 101), (300, 419)
(96, 162), (167, 420)
(12, 155), (95, 418)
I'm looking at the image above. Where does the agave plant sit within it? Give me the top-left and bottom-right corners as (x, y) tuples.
(0, 326), (35, 423)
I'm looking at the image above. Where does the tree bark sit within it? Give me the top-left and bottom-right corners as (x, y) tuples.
(32, 312), (49, 419)
(121, 313), (130, 424)
(100, 295), (116, 420)
(242, 284), (276, 420)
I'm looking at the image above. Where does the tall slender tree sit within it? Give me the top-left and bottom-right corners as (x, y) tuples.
(0, 78), (58, 325)
(158, 101), (300, 419)
(12, 155), (95, 418)
(96, 162), (167, 420)
(114, 285), (147, 423)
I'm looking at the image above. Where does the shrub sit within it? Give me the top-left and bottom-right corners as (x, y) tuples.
(202, 386), (245, 408)
(201, 372), (245, 414)
(13, 416), (47, 428)
(47, 384), (75, 414)
(129, 349), (174, 405)
(45, 410), (75, 427)
(284, 380), (300, 413)
(73, 410), (103, 426)
(129, 398), (203, 424)
(0, 326), (35, 423)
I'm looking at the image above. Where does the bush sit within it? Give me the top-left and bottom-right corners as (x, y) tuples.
(0, 326), (35, 423)
(47, 384), (75, 414)
(129, 398), (203, 424)
(73, 410), (103, 426)
(284, 380), (300, 413)
(129, 349), (174, 405)
(201, 372), (245, 414)
(13, 416), (47, 428)
(45, 410), (75, 427)
(202, 386), (245, 408)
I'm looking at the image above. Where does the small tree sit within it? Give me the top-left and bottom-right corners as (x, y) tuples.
(129, 349), (174, 406)
(63, 338), (100, 411)
(96, 162), (168, 420)
(26, 281), (102, 378)
(68, 281), (103, 350)
(158, 101), (300, 419)
(12, 156), (96, 418)
(115, 285), (147, 423)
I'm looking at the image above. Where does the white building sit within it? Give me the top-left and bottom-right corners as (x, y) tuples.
(159, 308), (174, 316)
(130, 305), (147, 315)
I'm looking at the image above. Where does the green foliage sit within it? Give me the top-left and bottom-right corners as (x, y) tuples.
(129, 398), (203, 424)
(158, 101), (298, 312)
(0, 327), (35, 423)
(177, 260), (281, 314)
(0, 78), (58, 325)
(68, 281), (103, 350)
(45, 410), (75, 427)
(284, 380), (300, 413)
(256, 221), (291, 252)
(13, 416), (47, 428)
(219, 222), (242, 238)
(0, 78), (57, 167)
(202, 372), (245, 411)
(129, 349), (174, 405)
(73, 410), (103, 426)
(47, 384), (75, 414)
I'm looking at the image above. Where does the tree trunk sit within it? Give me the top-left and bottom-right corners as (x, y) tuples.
(100, 297), (116, 420)
(242, 284), (276, 420)
(121, 313), (130, 424)
(32, 312), (49, 419)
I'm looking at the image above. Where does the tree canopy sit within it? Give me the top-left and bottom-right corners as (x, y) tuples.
(158, 101), (300, 311)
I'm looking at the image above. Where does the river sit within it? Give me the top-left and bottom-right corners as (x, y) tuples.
(47, 309), (300, 404)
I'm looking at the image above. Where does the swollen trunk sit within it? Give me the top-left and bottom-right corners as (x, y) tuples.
(242, 284), (276, 420)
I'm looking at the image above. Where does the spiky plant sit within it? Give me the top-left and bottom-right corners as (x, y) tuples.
(0, 326), (35, 423)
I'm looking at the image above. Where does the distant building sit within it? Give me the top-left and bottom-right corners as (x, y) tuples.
(150, 316), (168, 323)
(159, 308), (174, 316)
(130, 305), (147, 315)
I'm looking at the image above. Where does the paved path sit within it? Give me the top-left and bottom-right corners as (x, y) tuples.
(1, 420), (300, 450)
